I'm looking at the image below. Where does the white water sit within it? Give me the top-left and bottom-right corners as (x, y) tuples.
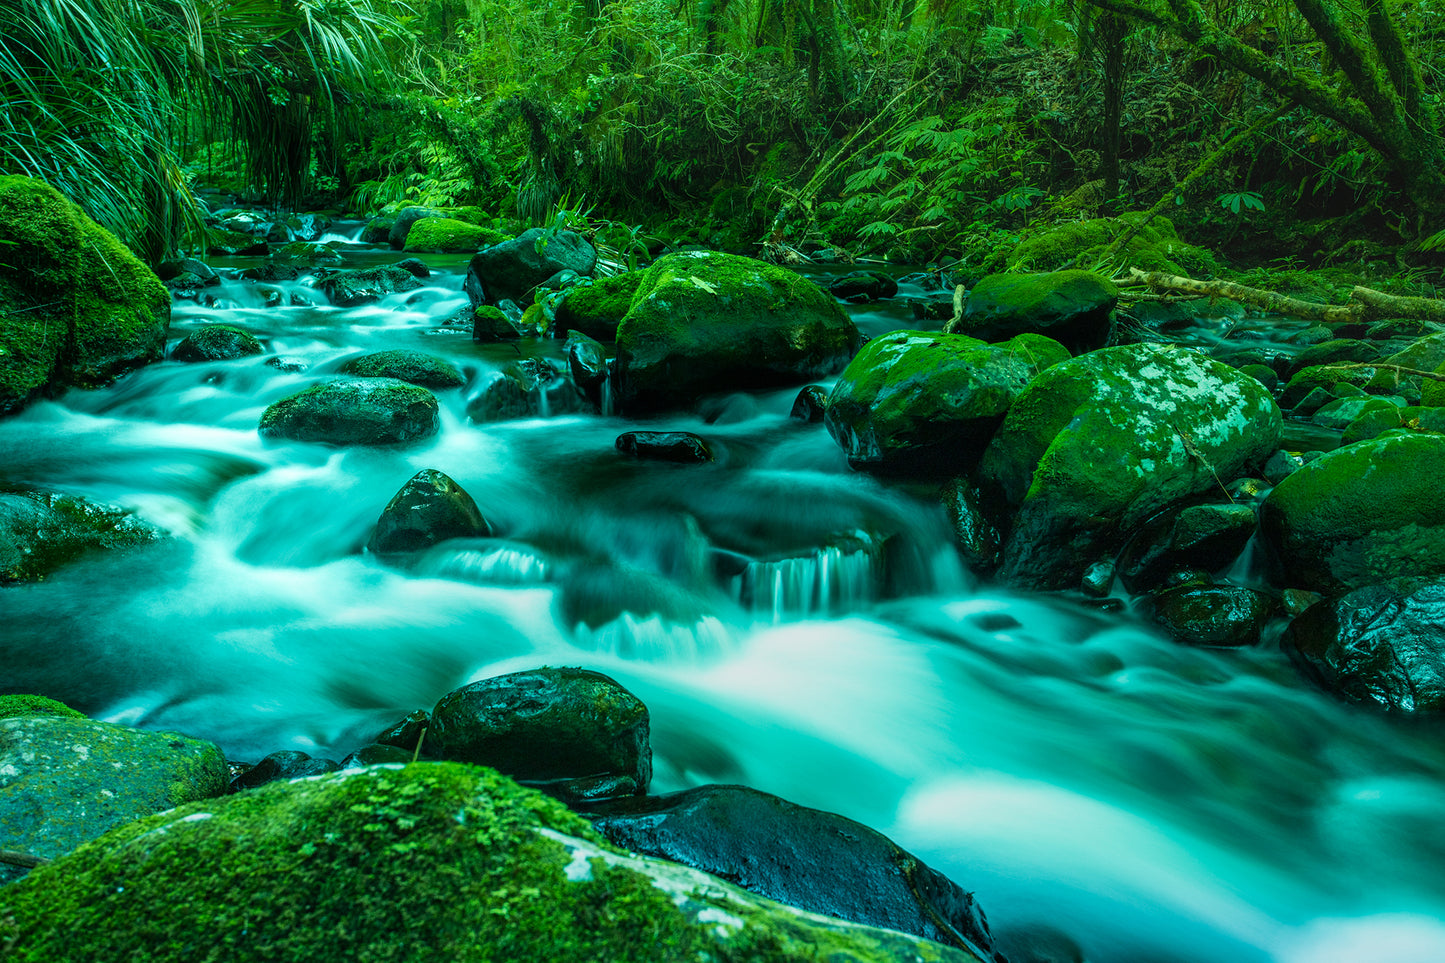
(3, 252), (1444, 963)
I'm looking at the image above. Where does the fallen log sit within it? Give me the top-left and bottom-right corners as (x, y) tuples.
(1128, 268), (1445, 326)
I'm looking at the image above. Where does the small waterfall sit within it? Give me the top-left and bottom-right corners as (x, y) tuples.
(414, 541), (553, 585)
(571, 612), (736, 661)
(734, 532), (882, 620)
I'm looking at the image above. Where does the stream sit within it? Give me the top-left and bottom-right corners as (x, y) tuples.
(3, 233), (1445, 963)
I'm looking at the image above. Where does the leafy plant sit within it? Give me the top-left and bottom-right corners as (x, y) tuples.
(1217, 190), (1266, 214)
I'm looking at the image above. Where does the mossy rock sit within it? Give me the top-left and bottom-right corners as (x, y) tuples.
(1365, 332), (1445, 404)
(615, 251), (860, 413)
(948, 270), (1117, 353)
(980, 344), (1281, 589)
(404, 217), (509, 253)
(1002, 212), (1218, 277)
(268, 241), (343, 264)
(474, 304), (524, 342)
(0, 695), (84, 721)
(0, 762), (987, 962)
(555, 273), (646, 341)
(259, 378), (440, 446)
(0, 176), (169, 414)
(464, 229), (598, 307)
(387, 207), (445, 249)
(340, 349), (464, 389)
(1339, 405), (1445, 445)
(1259, 432), (1445, 593)
(824, 330), (1069, 475)
(0, 716), (226, 886)
(314, 265), (423, 307)
(0, 490), (162, 583)
(171, 324), (265, 363)
(360, 215), (395, 244)
(205, 227), (269, 256)
(1278, 363), (1378, 411)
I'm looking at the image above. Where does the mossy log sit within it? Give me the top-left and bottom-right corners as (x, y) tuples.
(1128, 267), (1445, 326)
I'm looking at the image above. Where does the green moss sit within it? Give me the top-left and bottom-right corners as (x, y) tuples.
(1003, 212), (1218, 277)
(269, 241), (344, 264)
(555, 272), (645, 340)
(403, 217), (509, 253)
(0, 694), (85, 720)
(340, 349), (465, 389)
(0, 491), (162, 583)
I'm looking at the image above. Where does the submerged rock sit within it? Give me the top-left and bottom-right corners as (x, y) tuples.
(584, 784), (998, 961)
(368, 468), (493, 558)
(0, 490), (162, 583)
(616, 431), (714, 463)
(0, 763), (986, 962)
(946, 270), (1117, 354)
(464, 228), (597, 307)
(340, 349), (464, 389)
(259, 378), (440, 446)
(0, 715), (226, 885)
(824, 330), (1068, 475)
(829, 270), (899, 302)
(615, 251), (860, 412)
(171, 324), (264, 362)
(466, 359), (588, 422)
(1283, 578), (1445, 714)
(314, 265), (423, 307)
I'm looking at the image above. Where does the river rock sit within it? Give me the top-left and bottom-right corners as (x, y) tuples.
(1145, 583), (1275, 646)
(829, 270), (899, 302)
(466, 359), (588, 422)
(791, 384), (829, 422)
(0, 490), (162, 583)
(1117, 502), (1259, 593)
(0, 763), (987, 962)
(945, 270), (1117, 354)
(427, 667), (651, 804)
(1283, 338), (1381, 380)
(566, 330), (608, 394)
(403, 217), (507, 253)
(584, 784), (998, 961)
(315, 265), (423, 307)
(824, 330), (1068, 475)
(368, 468), (493, 558)
(0, 695), (86, 721)
(230, 749), (340, 791)
(616, 431), (714, 463)
(463, 228), (597, 307)
(171, 324), (265, 362)
(944, 477), (1004, 574)
(554, 272), (644, 340)
(386, 206), (445, 249)
(979, 343), (1281, 590)
(1258, 432), (1445, 594)
(259, 379), (440, 446)
(614, 251), (860, 413)
(0, 176), (169, 415)
(340, 349), (464, 389)
(1283, 578), (1445, 714)
(0, 715), (226, 885)
(206, 227), (269, 256)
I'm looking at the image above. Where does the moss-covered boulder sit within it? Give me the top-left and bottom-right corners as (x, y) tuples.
(980, 344), (1281, 589)
(0, 763), (985, 962)
(259, 378), (440, 446)
(946, 271), (1117, 354)
(1342, 405), (1445, 445)
(403, 217), (509, 253)
(268, 240), (343, 264)
(0, 694), (85, 721)
(464, 228), (598, 307)
(1258, 432), (1445, 594)
(0, 716), (225, 886)
(555, 272), (646, 340)
(1277, 363), (1379, 411)
(615, 251), (860, 413)
(1283, 577), (1445, 714)
(368, 468), (493, 558)
(1366, 332), (1445, 404)
(315, 265), (424, 307)
(0, 176), (169, 414)
(824, 330), (1068, 475)
(473, 304), (524, 342)
(339, 349), (465, 389)
(205, 227), (269, 256)
(428, 668), (650, 804)
(1002, 212), (1219, 277)
(0, 490), (162, 583)
(386, 206), (445, 249)
(170, 324), (265, 362)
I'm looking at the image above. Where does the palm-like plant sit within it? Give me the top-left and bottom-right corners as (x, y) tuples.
(0, 0), (411, 260)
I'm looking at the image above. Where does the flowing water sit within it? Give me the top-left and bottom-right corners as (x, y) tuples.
(3, 238), (1445, 963)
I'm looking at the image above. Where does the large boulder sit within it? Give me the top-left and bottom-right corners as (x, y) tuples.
(170, 324), (264, 362)
(403, 217), (508, 253)
(945, 270), (1117, 354)
(314, 265), (423, 307)
(1258, 432), (1445, 594)
(979, 344), (1281, 589)
(340, 349), (464, 389)
(0, 176), (168, 414)
(614, 251), (860, 412)
(464, 228), (597, 307)
(427, 667), (650, 804)
(0, 763), (986, 962)
(0, 715), (226, 885)
(1283, 578), (1445, 714)
(585, 784), (998, 961)
(386, 206), (444, 249)
(554, 272), (645, 340)
(259, 379), (440, 446)
(824, 330), (1069, 475)
(368, 468), (493, 558)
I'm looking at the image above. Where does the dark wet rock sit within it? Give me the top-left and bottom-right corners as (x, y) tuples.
(156, 257), (218, 284)
(466, 359), (587, 423)
(1283, 578), (1445, 714)
(171, 324), (264, 362)
(1263, 449), (1309, 485)
(824, 330), (1068, 475)
(993, 923), (1087, 963)
(616, 431), (714, 463)
(829, 270), (899, 302)
(910, 295), (955, 322)
(1259, 432), (1445, 593)
(946, 270), (1117, 354)
(0, 716), (225, 885)
(206, 228), (269, 256)
(1282, 587), (1323, 616)
(427, 667), (651, 804)
(368, 468), (493, 558)
(583, 784), (999, 961)
(1145, 583), (1275, 647)
(387, 207), (445, 249)
(265, 355), (309, 373)
(791, 384), (829, 422)
(259, 378), (440, 446)
(314, 265), (423, 307)
(539, 268), (583, 293)
(979, 344), (1281, 590)
(360, 214), (394, 244)
(615, 251), (859, 413)
(229, 749), (340, 791)
(1118, 502), (1259, 593)
(340, 349), (464, 389)
(340, 744), (414, 768)
(943, 477), (1003, 574)
(566, 330), (608, 405)
(554, 272), (643, 340)
(0, 490), (162, 583)
(374, 709), (430, 751)
(472, 304), (523, 341)
(395, 257), (430, 279)
(0, 175), (169, 414)
(1081, 560), (1115, 597)
(238, 262), (302, 282)
(464, 228), (597, 307)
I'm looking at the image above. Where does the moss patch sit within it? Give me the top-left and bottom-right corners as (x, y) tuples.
(0, 490), (162, 583)
(0, 695), (85, 721)
(1002, 212), (1219, 277)
(555, 272), (645, 341)
(404, 217), (510, 253)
